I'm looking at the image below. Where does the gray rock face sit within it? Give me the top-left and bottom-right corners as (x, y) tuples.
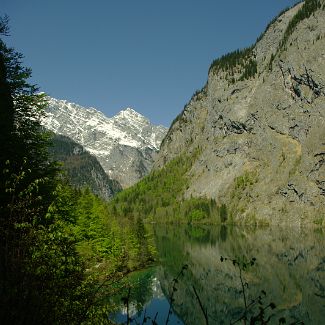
(155, 2), (325, 225)
(42, 98), (167, 188)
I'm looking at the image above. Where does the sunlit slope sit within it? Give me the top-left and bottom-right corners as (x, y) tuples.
(154, 0), (325, 225)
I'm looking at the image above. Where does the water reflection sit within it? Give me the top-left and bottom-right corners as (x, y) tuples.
(112, 268), (183, 324)
(115, 225), (325, 324)
(156, 225), (325, 324)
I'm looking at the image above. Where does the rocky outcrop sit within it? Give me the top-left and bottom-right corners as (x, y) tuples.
(155, 1), (325, 225)
(42, 98), (167, 188)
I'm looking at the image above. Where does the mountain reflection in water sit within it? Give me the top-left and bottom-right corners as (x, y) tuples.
(114, 225), (325, 324)
(111, 270), (183, 324)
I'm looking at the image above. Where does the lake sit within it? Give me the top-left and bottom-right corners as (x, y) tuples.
(112, 224), (325, 324)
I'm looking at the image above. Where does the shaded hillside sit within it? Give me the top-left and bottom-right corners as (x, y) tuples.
(49, 134), (122, 200)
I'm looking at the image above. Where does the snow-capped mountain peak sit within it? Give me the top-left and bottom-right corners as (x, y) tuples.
(118, 107), (143, 117)
(42, 97), (168, 188)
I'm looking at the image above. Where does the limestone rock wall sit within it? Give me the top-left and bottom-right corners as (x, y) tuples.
(155, 2), (325, 225)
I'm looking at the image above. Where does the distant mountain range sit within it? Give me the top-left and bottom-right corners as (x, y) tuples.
(42, 97), (167, 188)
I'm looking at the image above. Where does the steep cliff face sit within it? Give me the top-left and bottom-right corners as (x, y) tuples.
(155, 1), (325, 225)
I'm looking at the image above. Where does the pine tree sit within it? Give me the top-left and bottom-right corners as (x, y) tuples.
(0, 17), (89, 324)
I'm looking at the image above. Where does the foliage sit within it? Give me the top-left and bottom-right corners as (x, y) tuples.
(0, 17), (84, 323)
(280, 0), (323, 50)
(49, 133), (122, 199)
(208, 45), (258, 82)
(255, 3), (300, 44)
(107, 154), (193, 220)
(234, 171), (258, 190)
(239, 59), (257, 81)
(165, 264), (189, 325)
(0, 157), (90, 324)
(0, 23), (58, 216)
(209, 46), (254, 75)
(208, 0), (324, 83)
(219, 203), (228, 223)
(227, 171), (259, 223)
(0, 17), (133, 324)
(72, 188), (156, 272)
(107, 151), (227, 224)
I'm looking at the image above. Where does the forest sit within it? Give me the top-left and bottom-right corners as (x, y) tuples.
(0, 17), (155, 324)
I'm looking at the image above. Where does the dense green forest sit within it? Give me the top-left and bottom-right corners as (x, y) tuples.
(0, 17), (155, 324)
(209, 46), (256, 79)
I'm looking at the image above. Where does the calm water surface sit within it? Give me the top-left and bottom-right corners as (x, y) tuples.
(113, 224), (325, 324)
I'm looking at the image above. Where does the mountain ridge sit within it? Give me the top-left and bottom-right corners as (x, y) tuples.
(49, 133), (122, 200)
(154, 0), (325, 225)
(42, 97), (168, 188)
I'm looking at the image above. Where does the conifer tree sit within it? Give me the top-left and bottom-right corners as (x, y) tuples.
(0, 17), (88, 324)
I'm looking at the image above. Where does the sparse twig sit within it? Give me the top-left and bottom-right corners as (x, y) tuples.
(239, 267), (248, 323)
(165, 264), (188, 325)
(192, 285), (209, 325)
(152, 312), (158, 325)
(121, 286), (131, 325)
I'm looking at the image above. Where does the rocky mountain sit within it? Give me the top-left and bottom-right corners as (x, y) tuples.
(155, 1), (325, 225)
(42, 98), (167, 188)
(49, 134), (122, 200)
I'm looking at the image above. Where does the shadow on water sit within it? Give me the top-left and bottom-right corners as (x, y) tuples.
(113, 224), (325, 324)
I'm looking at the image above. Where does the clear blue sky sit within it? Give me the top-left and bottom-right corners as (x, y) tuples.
(2, 0), (298, 126)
